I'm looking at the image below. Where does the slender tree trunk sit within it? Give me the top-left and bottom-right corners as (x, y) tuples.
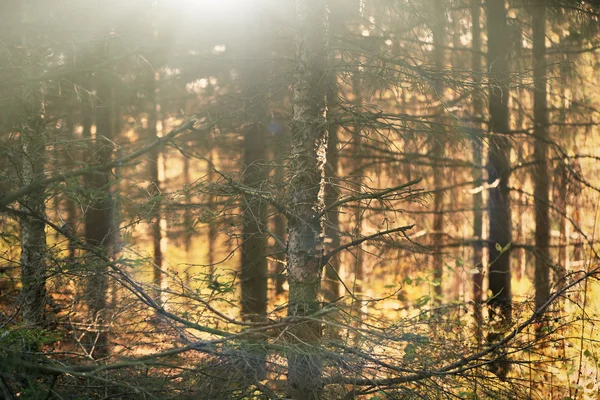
(287, 1), (328, 398)
(20, 106), (47, 327)
(532, 0), (550, 335)
(431, 0), (446, 302)
(471, 0), (484, 344)
(148, 71), (167, 317)
(486, 0), (512, 325)
(351, 70), (365, 322)
(323, 70), (340, 303)
(273, 128), (288, 295)
(207, 148), (217, 275)
(83, 74), (114, 358)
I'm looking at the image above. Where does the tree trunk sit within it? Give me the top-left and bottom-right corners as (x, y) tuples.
(273, 128), (288, 295)
(323, 70), (340, 303)
(286, 1), (328, 398)
(486, 0), (513, 379)
(351, 70), (365, 322)
(83, 74), (114, 358)
(239, 26), (269, 379)
(431, 0), (446, 302)
(20, 112), (47, 327)
(532, 0), (550, 334)
(207, 148), (216, 275)
(147, 71), (167, 318)
(486, 0), (512, 325)
(471, 0), (484, 344)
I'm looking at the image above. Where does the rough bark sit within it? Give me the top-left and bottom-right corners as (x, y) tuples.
(486, 0), (512, 325)
(532, 0), (550, 334)
(471, 0), (484, 344)
(287, 0), (328, 398)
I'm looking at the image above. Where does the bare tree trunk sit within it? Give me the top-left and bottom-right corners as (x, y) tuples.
(471, 0), (484, 344)
(532, 0), (550, 335)
(20, 107), (47, 327)
(207, 148), (217, 275)
(83, 73), (114, 358)
(286, 1), (328, 398)
(431, 0), (446, 303)
(486, 0), (512, 325)
(273, 127), (288, 295)
(323, 70), (340, 303)
(147, 71), (167, 317)
(239, 29), (269, 379)
(351, 70), (365, 323)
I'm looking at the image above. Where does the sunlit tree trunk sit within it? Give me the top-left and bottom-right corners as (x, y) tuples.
(148, 71), (167, 317)
(273, 207), (288, 295)
(273, 125), (289, 295)
(532, 0), (550, 334)
(486, 0), (512, 325)
(471, 0), (484, 344)
(207, 149), (216, 275)
(20, 99), (47, 327)
(323, 70), (340, 303)
(431, 0), (446, 302)
(83, 73), (114, 358)
(287, 0), (328, 397)
(351, 70), (365, 322)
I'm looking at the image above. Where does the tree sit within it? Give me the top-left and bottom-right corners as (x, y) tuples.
(239, 17), (270, 378)
(532, 0), (550, 332)
(19, 106), (48, 328)
(431, 0), (447, 302)
(286, 0), (329, 397)
(82, 70), (115, 358)
(486, 0), (513, 327)
(471, 0), (485, 343)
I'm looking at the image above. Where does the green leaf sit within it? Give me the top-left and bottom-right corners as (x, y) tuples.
(495, 242), (502, 252)
(415, 295), (430, 308)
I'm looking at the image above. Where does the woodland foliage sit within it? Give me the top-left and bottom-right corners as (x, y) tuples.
(1, 0), (600, 399)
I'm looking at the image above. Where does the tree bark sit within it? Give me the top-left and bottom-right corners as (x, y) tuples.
(486, 0), (512, 325)
(532, 0), (550, 334)
(286, 0), (328, 398)
(471, 0), (484, 344)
